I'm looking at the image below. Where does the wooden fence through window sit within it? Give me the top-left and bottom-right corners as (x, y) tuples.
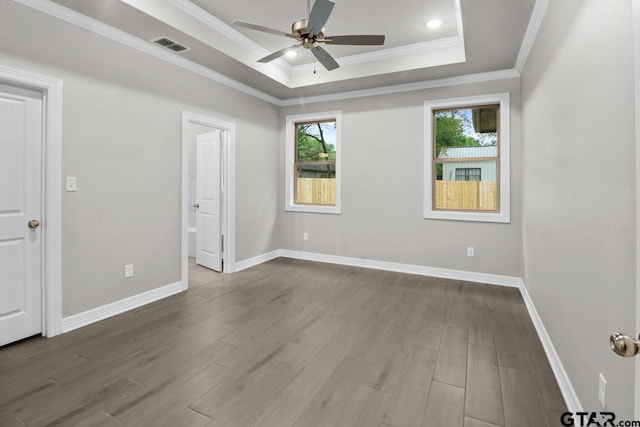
(294, 178), (495, 210)
(296, 178), (336, 205)
(435, 181), (497, 211)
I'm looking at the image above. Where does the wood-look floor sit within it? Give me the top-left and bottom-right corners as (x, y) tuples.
(0, 258), (566, 427)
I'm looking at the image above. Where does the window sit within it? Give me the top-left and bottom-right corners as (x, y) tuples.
(455, 168), (481, 181)
(285, 111), (341, 214)
(424, 93), (510, 223)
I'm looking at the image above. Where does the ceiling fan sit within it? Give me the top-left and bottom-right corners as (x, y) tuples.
(232, 0), (385, 71)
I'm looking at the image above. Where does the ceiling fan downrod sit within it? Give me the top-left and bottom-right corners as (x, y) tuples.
(231, 0), (385, 71)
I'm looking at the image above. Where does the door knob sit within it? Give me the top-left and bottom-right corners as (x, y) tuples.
(193, 203), (200, 210)
(28, 219), (40, 229)
(610, 332), (640, 357)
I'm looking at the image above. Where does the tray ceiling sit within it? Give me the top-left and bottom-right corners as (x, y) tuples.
(41, 0), (536, 100)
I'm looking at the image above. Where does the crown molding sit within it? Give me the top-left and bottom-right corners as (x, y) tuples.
(280, 68), (520, 106)
(163, 0), (292, 74)
(515, 0), (550, 73)
(11, 0), (281, 105)
(453, 0), (464, 40)
(164, 0), (267, 55)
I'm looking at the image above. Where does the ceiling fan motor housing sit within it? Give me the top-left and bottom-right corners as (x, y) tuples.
(232, 0), (384, 72)
(292, 18), (325, 43)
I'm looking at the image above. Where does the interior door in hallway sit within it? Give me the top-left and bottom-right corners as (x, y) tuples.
(0, 82), (43, 346)
(196, 130), (223, 272)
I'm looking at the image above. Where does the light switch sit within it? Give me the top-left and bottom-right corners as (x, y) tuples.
(66, 177), (77, 192)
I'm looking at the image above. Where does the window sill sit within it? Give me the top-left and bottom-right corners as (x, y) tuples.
(286, 204), (341, 214)
(424, 209), (510, 223)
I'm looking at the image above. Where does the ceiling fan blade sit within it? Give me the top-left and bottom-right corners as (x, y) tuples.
(321, 35), (386, 45)
(307, 0), (335, 36)
(310, 45), (339, 71)
(258, 45), (300, 63)
(232, 20), (296, 39)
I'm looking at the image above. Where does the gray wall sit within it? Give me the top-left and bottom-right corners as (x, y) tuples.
(521, 0), (635, 415)
(279, 78), (522, 277)
(0, 2), (281, 317)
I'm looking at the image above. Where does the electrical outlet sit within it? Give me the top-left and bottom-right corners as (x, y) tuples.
(124, 264), (134, 278)
(303, 232), (309, 241)
(598, 373), (607, 408)
(467, 247), (475, 257)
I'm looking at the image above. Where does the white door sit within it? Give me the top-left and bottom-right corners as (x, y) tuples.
(196, 131), (223, 272)
(0, 83), (43, 346)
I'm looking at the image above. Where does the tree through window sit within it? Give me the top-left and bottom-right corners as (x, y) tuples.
(285, 111), (341, 214)
(295, 120), (337, 206)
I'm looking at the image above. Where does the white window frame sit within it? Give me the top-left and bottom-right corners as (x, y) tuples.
(424, 93), (511, 223)
(285, 111), (342, 214)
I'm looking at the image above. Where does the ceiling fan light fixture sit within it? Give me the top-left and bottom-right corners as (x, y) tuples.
(425, 19), (444, 30)
(233, 0), (385, 72)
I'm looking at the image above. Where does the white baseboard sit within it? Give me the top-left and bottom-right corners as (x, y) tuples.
(234, 250), (281, 272)
(518, 280), (583, 413)
(236, 248), (580, 413)
(61, 281), (185, 333)
(278, 249), (521, 287)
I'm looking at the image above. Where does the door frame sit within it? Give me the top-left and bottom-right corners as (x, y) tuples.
(0, 64), (63, 338)
(633, 0), (640, 418)
(181, 111), (236, 284)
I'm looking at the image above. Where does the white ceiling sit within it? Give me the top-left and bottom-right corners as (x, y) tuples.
(46, 0), (537, 101)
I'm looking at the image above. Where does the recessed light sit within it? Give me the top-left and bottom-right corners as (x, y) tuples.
(285, 50), (298, 58)
(425, 19), (443, 30)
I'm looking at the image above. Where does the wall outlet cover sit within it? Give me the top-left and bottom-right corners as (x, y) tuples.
(598, 373), (607, 408)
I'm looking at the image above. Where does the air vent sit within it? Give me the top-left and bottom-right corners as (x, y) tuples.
(150, 36), (191, 53)
(166, 44), (188, 52)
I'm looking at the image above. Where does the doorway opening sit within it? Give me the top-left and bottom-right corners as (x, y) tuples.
(181, 112), (236, 289)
